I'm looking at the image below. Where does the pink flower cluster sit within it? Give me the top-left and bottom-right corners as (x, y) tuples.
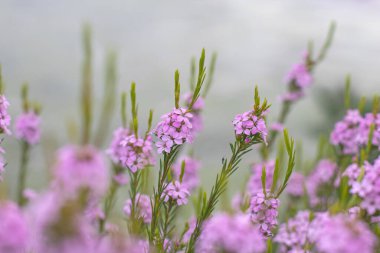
(197, 213), (266, 253)
(285, 63), (312, 89)
(281, 52), (312, 102)
(172, 156), (201, 192)
(0, 95), (10, 181)
(123, 193), (152, 224)
(233, 110), (267, 143)
(345, 159), (380, 215)
(15, 111), (41, 145)
(306, 159), (337, 207)
(53, 145), (108, 197)
(330, 110), (380, 154)
(0, 202), (29, 253)
(153, 108), (194, 153)
(250, 192), (280, 236)
(163, 181), (190, 206)
(314, 214), (376, 253)
(0, 95), (11, 135)
(286, 172), (305, 197)
(107, 128), (155, 173)
(28, 191), (95, 253)
(276, 211), (376, 253)
(275, 211), (311, 253)
(247, 160), (275, 195)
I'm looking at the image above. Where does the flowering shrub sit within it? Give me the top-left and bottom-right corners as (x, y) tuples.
(2, 22), (380, 253)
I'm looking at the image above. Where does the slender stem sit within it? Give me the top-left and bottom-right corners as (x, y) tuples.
(185, 140), (252, 253)
(99, 177), (119, 233)
(128, 170), (143, 234)
(149, 146), (179, 243)
(159, 202), (176, 252)
(267, 101), (291, 150)
(17, 141), (30, 206)
(94, 51), (117, 147)
(81, 24), (93, 145)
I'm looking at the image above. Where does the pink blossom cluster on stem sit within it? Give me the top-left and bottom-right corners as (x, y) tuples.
(172, 156), (201, 192)
(123, 193), (152, 224)
(196, 213), (266, 253)
(0, 202), (29, 253)
(330, 109), (380, 155)
(107, 127), (155, 173)
(247, 160), (275, 195)
(153, 107), (194, 153)
(250, 192), (280, 237)
(53, 145), (108, 198)
(345, 158), (380, 215)
(233, 110), (267, 144)
(281, 52), (312, 102)
(276, 211), (376, 253)
(0, 95), (10, 181)
(305, 159), (337, 207)
(15, 111), (41, 145)
(163, 180), (190, 206)
(0, 95), (11, 135)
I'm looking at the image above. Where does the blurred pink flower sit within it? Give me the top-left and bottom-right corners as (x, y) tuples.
(15, 112), (41, 144)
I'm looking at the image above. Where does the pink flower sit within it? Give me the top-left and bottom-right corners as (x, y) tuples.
(348, 206), (361, 219)
(250, 192), (280, 237)
(0, 95), (11, 135)
(279, 91), (305, 102)
(314, 214), (376, 253)
(270, 122), (284, 132)
(330, 110), (365, 154)
(306, 160), (337, 207)
(0, 202), (29, 253)
(172, 156), (201, 192)
(15, 111), (41, 144)
(182, 217), (197, 244)
(113, 173), (129, 186)
(183, 92), (205, 112)
(346, 158), (380, 215)
(27, 192), (96, 253)
(233, 110), (267, 143)
(247, 160), (275, 195)
(285, 63), (312, 88)
(197, 213), (265, 253)
(286, 172), (305, 197)
(123, 193), (152, 224)
(153, 107), (194, 153)
(275, 211), (311, 252)
(163, 181), (190, 206)
(107, 128), (155, 173)
(53, 145), (108, 197)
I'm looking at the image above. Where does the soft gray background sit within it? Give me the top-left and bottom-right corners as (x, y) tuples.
(1, 0), (380, 197)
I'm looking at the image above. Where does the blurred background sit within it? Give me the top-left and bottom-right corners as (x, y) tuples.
(1, 0), (380, 198)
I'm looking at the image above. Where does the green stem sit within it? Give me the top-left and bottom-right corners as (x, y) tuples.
(159, 202), (176, 252)
(99, 177), (119, 233)
(94, 51), (117, 147)
(128, 170), (143, 234)
(262, 101), (292, 159)
(17, 141), (30, 206)
(185, 140), (252, 253)
(81, 24), (93, 145)
(149, 146), (180, 244)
